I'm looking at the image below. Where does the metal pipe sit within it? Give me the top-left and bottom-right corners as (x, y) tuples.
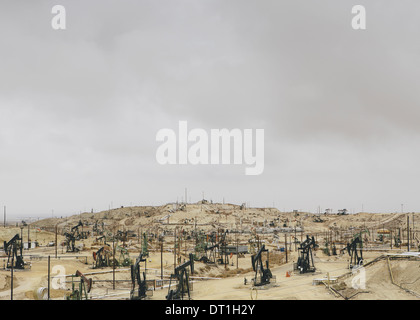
(89, 291), (131, 300)
(62, 268), (131, 278)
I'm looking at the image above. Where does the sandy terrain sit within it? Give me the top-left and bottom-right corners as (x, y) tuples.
(0, 203), (418, 300)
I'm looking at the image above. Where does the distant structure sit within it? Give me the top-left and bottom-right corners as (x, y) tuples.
(337, 209), (348, 215)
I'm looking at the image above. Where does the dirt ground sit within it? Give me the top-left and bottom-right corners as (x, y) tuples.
(0, 203), (419, 300)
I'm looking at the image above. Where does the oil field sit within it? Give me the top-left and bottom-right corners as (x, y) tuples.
(0, 202), (419, 301)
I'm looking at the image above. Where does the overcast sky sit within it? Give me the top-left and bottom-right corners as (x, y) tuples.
(1, 0), (420, 218)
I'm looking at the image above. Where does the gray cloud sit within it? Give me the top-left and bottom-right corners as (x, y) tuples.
(1, 0), (420, 217)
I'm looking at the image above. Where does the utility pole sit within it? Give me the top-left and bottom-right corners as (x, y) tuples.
(27, 225), (30, 250)
(55, 225), (58, 258)
(3, 206), (6, 228)
(179, 232), (182, 264)
(407, 214), (410, 252)
(112, 232), (116, 290)
(161, 241), (163, 280)
(284, 234), (288, 263)
(412, 213), (415, 246)
(11, 254), (14, 300)
(47, 256), (51, 300)
(174, 228), (177, 271)
(236, 231), (239, 269)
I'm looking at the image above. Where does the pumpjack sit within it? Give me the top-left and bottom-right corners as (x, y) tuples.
(93, 220), (104, 236)
(64, 220), (86, 252)
(196, 230), (228, 264)
(115, 230), (129, 244)
(93, 246), (112, 268)
(296, 235), (317, 274)
(71, 220), (84, 240)
(66, 270), (93, 300)
(166, 253), (194, 300)
(201, 243), (218, 263)
(195, 231), (218, 263)
(251, 244), (272, 286)
(116, 245), (132, 266)
(346, 237), (363, 268)
(346, 230), (368, 268)
(217, 230), (229, 265)
(323, 241), (337, 256)
(64, 232), (78, 253)
(4, 234), (25, 269)
(130, 253), (148, 300)
(194, 231), (207, 261)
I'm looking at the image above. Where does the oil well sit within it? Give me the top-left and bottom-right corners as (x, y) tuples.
(0, 202), (418, 300)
